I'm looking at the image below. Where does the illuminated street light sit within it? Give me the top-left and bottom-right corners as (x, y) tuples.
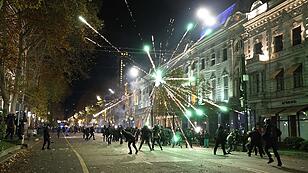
(109, 88), (115, 94)
(129, 66), (139, 78)
(196, 7), (217, 26)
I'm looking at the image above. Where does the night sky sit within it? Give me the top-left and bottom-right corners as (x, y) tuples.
(64, 0), (256, 118)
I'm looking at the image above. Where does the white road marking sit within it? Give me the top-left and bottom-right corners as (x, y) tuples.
(64, 136), (89, 173)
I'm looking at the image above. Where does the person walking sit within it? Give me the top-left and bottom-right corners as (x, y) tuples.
(57, 126), (61, 138)
(213, 125), (227, 155)
(247, 127), (264, 158)
(152, 125), (163, 151)
(226, 131), (236, 154)
(5, 113), (15, 140)
(263, 118), (282, 166)
(42, 124), (51, 150)
(204, 130), (209, 148)
(138, 125), (152, 151)
(122, 129), (138, 154)
(88, 126), (95, 140)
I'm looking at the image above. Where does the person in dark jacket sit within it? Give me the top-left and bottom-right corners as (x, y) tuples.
(5, 113), (15, 140)
(57, 126), (61, 138)
(42, 124), (51, 150)
(122, 129), (138, 154)
(88, 126), (95, 140)
(263, 118), (282, 166)
(152, 125), (163, 150)
(138, 125), (152, 151)
(213, 125), (227, 155)
(204, 130), (210, 148)
(247, 127), (264, 158)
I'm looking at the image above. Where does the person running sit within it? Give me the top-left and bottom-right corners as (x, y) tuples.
(152, 125), (163, 151)
(88, 126), (95, 140)
(122, 129), (138, 155)
(213, 125), (227, 155)
(42, 124), (51, 150)
(263, 118), (282, 166)
(247, 127), (264, 158)
(138, 125), (152, 151)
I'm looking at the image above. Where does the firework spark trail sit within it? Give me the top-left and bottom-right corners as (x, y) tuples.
(123, 0), (143, 41)
(170, 30), (189, 60)
(85, 37), (102, 47)
(146, 50), (156, 71)
(80, 17), (121, 52)
(163, 85), (195, 128)
(93, 94), (133, 117)
(151, 35), (157, 60)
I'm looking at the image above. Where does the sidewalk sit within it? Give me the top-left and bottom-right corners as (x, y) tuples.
(0, 135), (40, 164)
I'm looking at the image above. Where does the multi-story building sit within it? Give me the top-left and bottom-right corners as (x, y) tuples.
(243, 0), (308, 140)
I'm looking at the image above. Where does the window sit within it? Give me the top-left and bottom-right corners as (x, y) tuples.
(292, 26), (302, 46)
(222, 48), (228, 61)
(185, 65), (189, 73)
(201, 58), (205, 70)
(191, 61), (196, 70)
(294, 64), (303, 88)
(276, 70), (284, 91)
(211, 54), (215, 66)
(211, 79), (216, 101)
(254, 42), (263, 54)
(223, 76), (228, 101)
(274, 35), (283, 52)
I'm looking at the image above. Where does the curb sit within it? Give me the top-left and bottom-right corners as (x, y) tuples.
(0, 145), (21, 162)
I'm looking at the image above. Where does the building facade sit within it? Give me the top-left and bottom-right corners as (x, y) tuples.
(243, 0), (308, 140)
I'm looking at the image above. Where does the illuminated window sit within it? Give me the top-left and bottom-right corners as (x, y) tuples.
(222, 48), (228, 61)
(211, 53), (215, 66)
(292, 26), (302, 46)
(276, 70), (284, 91)
(274, 34), (283, 52)
(294, 64), (303, 88)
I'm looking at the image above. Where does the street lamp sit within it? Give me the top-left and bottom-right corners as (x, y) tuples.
(196, 7), (217, 26)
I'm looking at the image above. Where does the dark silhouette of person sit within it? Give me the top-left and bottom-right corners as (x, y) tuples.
(88, 126), (95, 140)
(57, 126), (61, 138)
(152, 125), (163, 150)
(214, 125), (227, 155)
(139, 125), (152, 151)
(134, 127), (140, 142)
(247, 127), (264, 158)
(5, 113), (15, 140)
(42, 124), (51, 150)
(122, 129), (138, 154)
(263, 118), (282, 166)
(106, 125), (113, 145)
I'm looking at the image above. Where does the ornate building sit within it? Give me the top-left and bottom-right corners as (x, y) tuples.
(243, 0), (308, 140)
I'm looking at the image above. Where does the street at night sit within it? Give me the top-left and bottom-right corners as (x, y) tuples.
(1, 133), (308, 173)
(1, 0), (308, 172)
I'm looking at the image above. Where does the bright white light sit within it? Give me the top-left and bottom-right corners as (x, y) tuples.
(203, 16), (217, 26)
(143, 45), (150, 53)
(109, 88), (115, 94)
(197, 8), (210, 19)
(78, 16), (87, 24)
(195, 126), (202, 133)
(96, 95), (102, 101)
(154, 69), (164, 87)
(129, 67), (139, 78)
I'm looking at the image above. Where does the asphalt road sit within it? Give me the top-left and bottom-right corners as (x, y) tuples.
(1, 133), (308, 173)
